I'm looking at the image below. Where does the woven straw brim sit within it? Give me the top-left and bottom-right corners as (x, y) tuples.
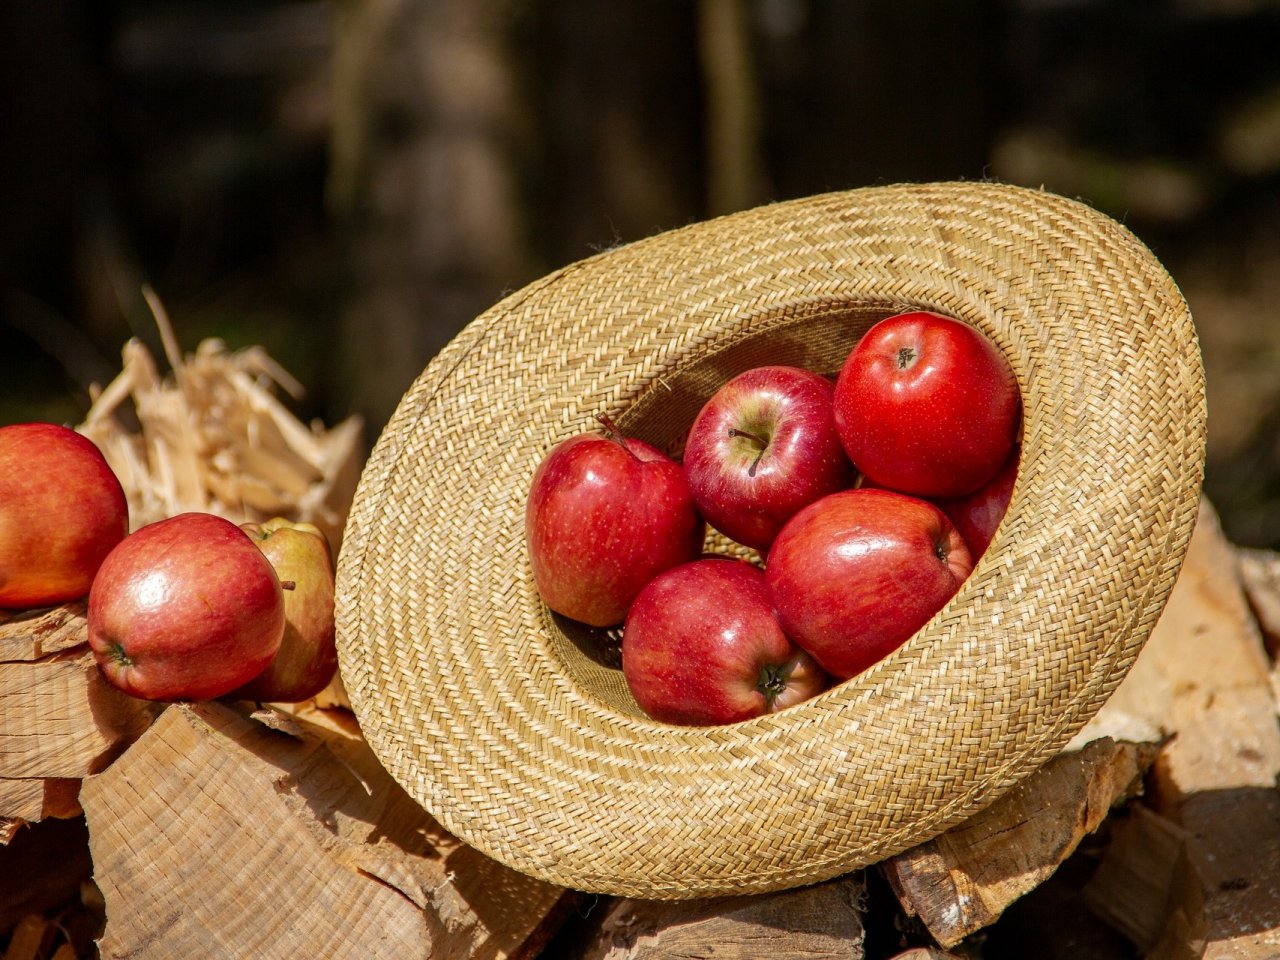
(335, 181), (1206, 899)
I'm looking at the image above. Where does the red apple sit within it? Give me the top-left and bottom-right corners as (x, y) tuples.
(622, 557), (829, 725)
(935, 445), (1020, 561)
(230, 517), (337, 703)
(526, 418), (705, 627)
(766, 488), (973, 680)
(88, 512), (286, 701)
(682, 365), (855, 553)
(856, 445), (1020, 563)
(0, 422), (129, 609)
(833, 311), (1020, 498)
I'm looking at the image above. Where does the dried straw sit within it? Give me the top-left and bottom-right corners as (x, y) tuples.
(77, 288), (363, 554)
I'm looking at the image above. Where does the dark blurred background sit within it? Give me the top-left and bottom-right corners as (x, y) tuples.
(3, 0), (1280, 548)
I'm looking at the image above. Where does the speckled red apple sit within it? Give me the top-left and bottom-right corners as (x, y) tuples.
(88, 512), (285, 701)
(833, 311), (1020, 498)
(622, 558), (828, 725)
(766, 488), (973, 680)
(526, 419), (705, 627)
(0, 423), (128, 609)
(231, 517), (338, 703)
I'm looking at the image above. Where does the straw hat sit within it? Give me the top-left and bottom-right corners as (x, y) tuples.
(335, 181), (1206, 899)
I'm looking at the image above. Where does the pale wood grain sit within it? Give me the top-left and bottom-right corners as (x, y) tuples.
(82, 700), (567, 960)
(1080, 502), (1280, 957)
(579, 874), (865, 960)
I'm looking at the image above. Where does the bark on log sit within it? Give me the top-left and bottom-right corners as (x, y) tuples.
(578, 874), (865, 960)
(81, 700), (567, 959)
(881, 737), (1158, 948)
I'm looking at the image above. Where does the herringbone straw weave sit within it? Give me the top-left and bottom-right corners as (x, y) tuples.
(335, 182), (1206, 899)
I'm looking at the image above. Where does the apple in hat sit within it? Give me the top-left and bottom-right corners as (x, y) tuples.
(682, 365), (854, 553)
(0, 422), (129, 609)
(936, 445), (1020, 562)
(231, 517), (338, 703)
(766, 488), (973, 681)
(526, 417), (705, 627)
(856, 445), (1020, 563)
(622, 557), (829, 725)
(88, 512), (286, 701)
(833, 311), (1020, 498)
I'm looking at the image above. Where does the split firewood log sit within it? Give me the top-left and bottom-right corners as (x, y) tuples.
(883, 499), (1280, 955)
(0, 604), (160, 840)
(1237, 546), (1280, 658)
(1075, 500), (1280, 958)
(882, 736), (1159, 948)
(1080, 803), (1202, 960)
(578, 874), (866, 960)
(81, 700), (568, 959)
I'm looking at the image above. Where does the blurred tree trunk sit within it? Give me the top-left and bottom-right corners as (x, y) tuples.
(329, 0), (535, 435)
(698, 0), (772, 215)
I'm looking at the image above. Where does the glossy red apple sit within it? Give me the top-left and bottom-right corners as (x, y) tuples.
(833, 311), (1020, 498)
(88, 512), (286, 701)
(0, 422), (129, 609)
(936, 445), (1020, 561)
(622, 557), (829, 725)
(682, 365), (854, 553)
(526, 418), (705, 627)
(766, 488), (973, 680)
(231, 517), (337, 703)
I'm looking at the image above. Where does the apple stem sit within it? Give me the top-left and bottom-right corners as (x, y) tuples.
(727, 428), (769, 477)
(595, 414), (642, 462)
(280, 580), (297, 591)
(758, 663), (788, 706)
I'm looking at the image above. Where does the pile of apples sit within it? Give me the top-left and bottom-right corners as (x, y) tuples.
(526, 311), (1022, 726)
(0, 422), (337, 703)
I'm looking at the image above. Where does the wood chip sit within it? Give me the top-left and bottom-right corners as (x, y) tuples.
(2, 914), (52, 960)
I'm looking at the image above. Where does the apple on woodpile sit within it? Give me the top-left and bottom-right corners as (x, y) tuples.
(87, 512), (286, 702)
(0, 422), (129, 610)
(525, 310), (1023, 725)
(231, 517), (339, 704)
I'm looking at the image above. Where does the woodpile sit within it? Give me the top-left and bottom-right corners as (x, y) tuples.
(3, 330), (1279, 957)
